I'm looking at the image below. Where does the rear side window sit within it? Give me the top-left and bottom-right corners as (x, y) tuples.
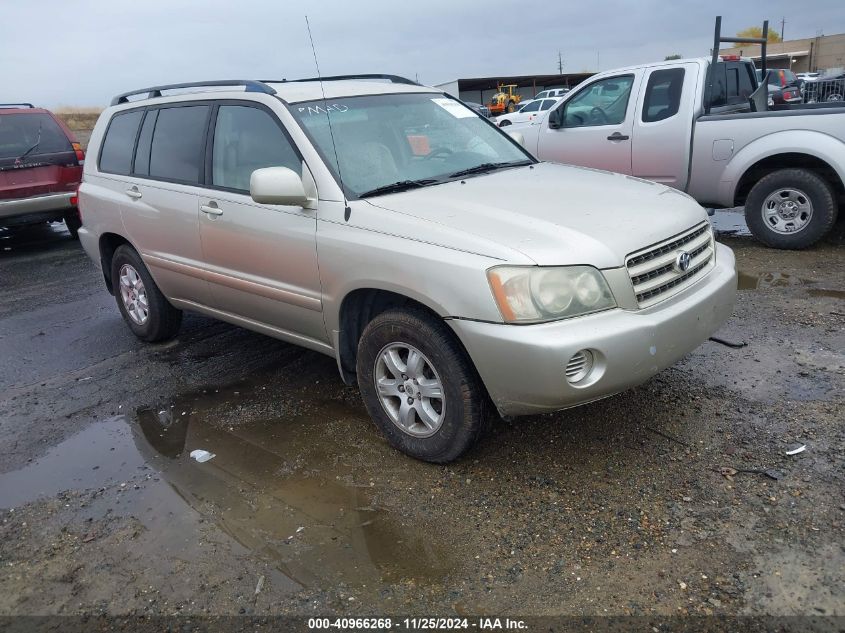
(99, 110), (143, 175)
(149, 106), (209, 184)
(0, 112), (72, 160)
(521, 101), (541, 112)
(540, 99), (556, 110)
(738, 64), (755, 99)
(211, 105), (300, 192)
(642, 68), (685, 122)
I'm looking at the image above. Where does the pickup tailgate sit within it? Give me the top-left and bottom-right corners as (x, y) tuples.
(0, 162), (81, 201)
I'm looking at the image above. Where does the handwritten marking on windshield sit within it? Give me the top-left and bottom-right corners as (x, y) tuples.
(298, 104), (350, 116)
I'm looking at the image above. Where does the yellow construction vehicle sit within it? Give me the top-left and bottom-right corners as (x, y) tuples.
(488, 84), (523, 115)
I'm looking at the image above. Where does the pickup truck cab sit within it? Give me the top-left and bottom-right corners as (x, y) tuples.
(78, 76), (736, 463)
(519, 57), (845, 249)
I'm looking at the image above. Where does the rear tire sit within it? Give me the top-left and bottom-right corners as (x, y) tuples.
(111, 245), (182, 342)
(64, 209), (81, 239)
(356, 307), (488, 463)
(744, 168), (838, 249)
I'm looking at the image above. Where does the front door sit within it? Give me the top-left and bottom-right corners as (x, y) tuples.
(197, 103), (325, 343)
(538, 73), (641, 175)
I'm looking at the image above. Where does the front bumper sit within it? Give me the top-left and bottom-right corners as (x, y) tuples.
(0, 192), (74, 223)
(450, 243), (737, 416)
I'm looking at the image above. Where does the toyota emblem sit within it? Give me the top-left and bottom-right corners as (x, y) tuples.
(674, 250), (692, 272)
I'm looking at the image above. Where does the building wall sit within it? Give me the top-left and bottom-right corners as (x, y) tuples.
(721, 33), (845, 72)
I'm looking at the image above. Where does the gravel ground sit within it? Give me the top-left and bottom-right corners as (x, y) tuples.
(0, 215), (842, 623)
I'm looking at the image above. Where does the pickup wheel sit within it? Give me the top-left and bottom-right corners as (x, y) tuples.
(744, 168), (838, 249)
(356, 307), (488, 463)
(111, 245), (182, 342)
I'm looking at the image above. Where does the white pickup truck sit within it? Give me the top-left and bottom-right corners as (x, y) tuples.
(516, 56), (845, 249)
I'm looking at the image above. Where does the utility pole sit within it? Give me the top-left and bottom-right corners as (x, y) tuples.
(780, 17), (786, 41)
(557, 51), (564, 74)
(596, 51), (600, 71)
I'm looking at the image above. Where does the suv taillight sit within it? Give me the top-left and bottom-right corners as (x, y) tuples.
(72, 142), (85, 165)
(71, 184), (81, 218)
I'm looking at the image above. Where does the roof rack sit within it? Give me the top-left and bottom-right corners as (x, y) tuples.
(264, 74), (420, 86)
(110, 80), (276, 106)
(0, 103), (34, 109)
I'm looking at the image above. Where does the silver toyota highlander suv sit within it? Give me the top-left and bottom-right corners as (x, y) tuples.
(78, 75), (737, 463)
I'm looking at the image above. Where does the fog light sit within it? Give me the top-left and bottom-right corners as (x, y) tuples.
(565, 349), (594, 384)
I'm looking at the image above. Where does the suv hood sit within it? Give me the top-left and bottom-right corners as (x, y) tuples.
(366, 162), (708, 268)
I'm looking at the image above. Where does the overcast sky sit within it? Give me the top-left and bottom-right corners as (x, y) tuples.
(3, 0), (845, 107)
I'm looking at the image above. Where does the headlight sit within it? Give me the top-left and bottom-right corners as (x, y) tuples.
(487, 266), (616, 323)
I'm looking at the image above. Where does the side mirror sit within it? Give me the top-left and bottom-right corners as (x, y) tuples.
(548, 108), (562, 129)
(250, 167), (314, 207)
(506, 131), (525, 147)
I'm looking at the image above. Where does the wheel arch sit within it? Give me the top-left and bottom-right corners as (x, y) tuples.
(98, 232), (134, 294)
(334, 287), (462, 386)
(728, 132), (845, 207)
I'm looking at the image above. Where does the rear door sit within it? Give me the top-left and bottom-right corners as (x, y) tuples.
(631, 63), (698, 189)
(538, 72), (642, 174)
(0, 111), (80, 203)
(196, 102), (325, 343)
(114, 104), (212, 306)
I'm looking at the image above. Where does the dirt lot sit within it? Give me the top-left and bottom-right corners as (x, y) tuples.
(0, 214), (842, 623)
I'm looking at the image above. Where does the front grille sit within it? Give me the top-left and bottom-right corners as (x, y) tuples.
(626, 222), (715, 308)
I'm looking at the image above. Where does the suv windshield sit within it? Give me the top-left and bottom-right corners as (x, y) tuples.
(0, 112), (72, 161)
(288, 93), (532, 197)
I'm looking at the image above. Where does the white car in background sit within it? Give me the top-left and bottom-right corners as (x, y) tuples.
(533, 88), (570, 100)
(494, 97), (561, 127)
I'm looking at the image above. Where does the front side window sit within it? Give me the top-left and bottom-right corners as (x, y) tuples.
(642, 68), (685, 122)
(148, 105), (209, 184)
(99, 110), (143, 174)
(212, 105), (301, 192)
(562, 75), (634, 127)
(289, 93), (531, 197)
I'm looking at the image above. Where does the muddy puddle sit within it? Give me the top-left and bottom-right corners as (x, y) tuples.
(737, 271), (844, 300)
(737, 271), (816, 290)
(0, 386), (455, 592)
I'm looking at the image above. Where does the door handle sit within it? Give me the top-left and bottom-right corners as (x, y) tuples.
(607, 132), (630, 141)
(125, 187), (142, 199)
(200, 203), (223, 216)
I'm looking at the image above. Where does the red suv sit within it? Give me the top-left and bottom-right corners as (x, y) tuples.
(0, 104), (85, 237)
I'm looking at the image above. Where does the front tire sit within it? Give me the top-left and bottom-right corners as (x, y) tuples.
(744, 168), (838, 249)
(356, 307), (488, 463)
(111, 245), (182, 342)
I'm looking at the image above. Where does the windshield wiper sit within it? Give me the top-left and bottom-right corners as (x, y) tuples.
(15, 122), (42, 164)
(358, 179), (439, 198)
(447, 160), (532, 179)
